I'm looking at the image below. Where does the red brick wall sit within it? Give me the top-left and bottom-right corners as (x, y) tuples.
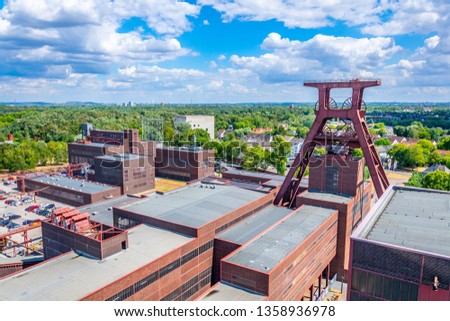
(220, 210), (338, 299)
(0, 263), (23, 278)
(81, 237), (215, 301)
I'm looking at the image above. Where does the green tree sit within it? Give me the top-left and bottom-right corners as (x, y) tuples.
(437, 137), (450, 150)
(296, 126), (309, 139)
(352, 148), (363, 157)
(374, 138), (391, 146)
(422, 171), (449, 191)
(243, 145), (267, 171)
(406, 170), (423, 187)
(223, 139), (247, 163)
(269, 135), (291, 175)
(406, 145), (426, 167)
(203, 140), (223, 159)
(427, 151), (442, 166)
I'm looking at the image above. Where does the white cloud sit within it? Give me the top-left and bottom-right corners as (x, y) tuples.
(261, 33), (291, 50)
(425, 35), (440, 49)
(231, 33), (401, 83)
(0, 1), (194, 79)
(199, 0), (381, 29)
(113, 0), (200, 36)
(361, 0), (448, 36)
(208, 80), (223, 89)
(218, 54), (226, 60)
(210, 61), (218, 68)
(203, 20), (210, 25)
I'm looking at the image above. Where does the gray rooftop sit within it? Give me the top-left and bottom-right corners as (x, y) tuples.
(217, 205), (292, 245)
(77, 195), (144, 226)
(199, 282), (266, 301)
(225, 205), (337, 272)
(69, 142), (117, 148)
(224, 169), (285, 182)
(356, 186), (450, 257)
(95, 153), (143, 161)
(117, 184), (266, 228)
(302, 190), (353, 204)
(0, 224), (193, 300)
(29, 175), (117, 194)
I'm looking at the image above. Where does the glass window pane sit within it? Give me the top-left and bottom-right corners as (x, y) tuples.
(359, 271), (367, 293)
(351, 269), (359, 291)
(374, 275), (383, 298)
(409, 283), (419, 301)
(392, 279), (401, 301)
(367, 272), (375, 295)
(383, 277), (392, 300)
(401, 281), (410, 301)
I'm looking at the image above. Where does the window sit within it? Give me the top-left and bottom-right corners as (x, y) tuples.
(383, 277), (392, 300)
(374, 275), (383, 298)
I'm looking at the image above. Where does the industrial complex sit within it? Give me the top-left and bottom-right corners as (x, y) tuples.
(0, 80), (448, 301)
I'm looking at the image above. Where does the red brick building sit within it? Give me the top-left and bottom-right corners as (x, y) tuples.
(155, 147), (214, 181)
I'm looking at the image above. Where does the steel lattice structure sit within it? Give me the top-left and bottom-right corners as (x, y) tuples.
(274, 79), (389, 208)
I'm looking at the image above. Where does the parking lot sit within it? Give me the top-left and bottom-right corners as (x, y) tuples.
(0, 179), (71, 238)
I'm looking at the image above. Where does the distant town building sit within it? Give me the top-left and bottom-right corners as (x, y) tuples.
(174, 115), (214, 140)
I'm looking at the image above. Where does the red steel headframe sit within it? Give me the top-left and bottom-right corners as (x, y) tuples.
(274, 79), (389, 208)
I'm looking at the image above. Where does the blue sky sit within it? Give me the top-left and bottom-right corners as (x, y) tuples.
(0, 0), (449, 103)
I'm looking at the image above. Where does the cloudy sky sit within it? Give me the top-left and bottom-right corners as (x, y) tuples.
(0, 0), (449, 103)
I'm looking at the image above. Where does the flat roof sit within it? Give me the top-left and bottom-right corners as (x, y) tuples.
(224, 205), (336, 272)
(29, 175), (117, 194)
(95, 153), (143, 161)
(224, 169), (285, 182)
(77, 195), (145, 226)
(0, 224), (193, 300)
(301, 190), (353, 204)
(355, 186), (450, 257)
(69, 142), (118, 148)
(217, 205), (292, 245)
(199, 282), (266, 301)
(117, 184), (266, 228)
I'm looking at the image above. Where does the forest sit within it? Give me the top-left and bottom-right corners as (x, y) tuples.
(1, 103), (450, 175)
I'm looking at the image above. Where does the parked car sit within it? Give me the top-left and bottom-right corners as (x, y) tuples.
(37, 209), (51, 216)
(23, 219), (41, 226)
(44, 203), (56, 210)
(3, 181), (12, 186)
(0, 219), (9, 227)
(26, 205), (40, 212)
(0, 189), (6, 194)
(6, 200), (20, 206)
(5, 214), (21, 220)
(6, 221), (20, 230)
(22, 197), (32, 203)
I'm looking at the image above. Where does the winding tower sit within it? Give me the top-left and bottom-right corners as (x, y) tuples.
(274, 79), (389, 208)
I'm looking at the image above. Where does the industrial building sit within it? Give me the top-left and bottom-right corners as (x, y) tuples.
(348, 186), (450, 301)
(155, 146), (214, 181)
(174, 115), (215, 140)
(68, 124), (156, 194)
(94, 153), (155, 195)
(17, 174), (121, 206)
(1, 80), (448, 302)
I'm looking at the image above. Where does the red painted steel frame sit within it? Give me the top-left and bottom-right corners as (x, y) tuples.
(274, 79), (389, 207)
